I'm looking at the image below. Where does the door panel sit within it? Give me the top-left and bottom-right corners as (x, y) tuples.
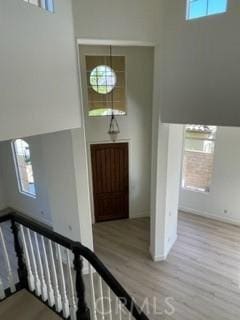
(91, 143), (129, 222)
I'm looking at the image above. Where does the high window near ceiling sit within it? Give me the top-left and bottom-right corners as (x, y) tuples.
(186, 0), (228, 20)
(23, 0), (54, 13)
(12, 139), (36, 198)
(182, 125), (217, 193)
(86, 56), (126, 116)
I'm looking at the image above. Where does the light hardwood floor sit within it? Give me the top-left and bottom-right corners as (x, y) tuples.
(0, 290), (61, 320)
(93, 211), (240, 320)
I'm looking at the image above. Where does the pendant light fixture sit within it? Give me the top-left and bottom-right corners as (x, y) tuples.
(108, 45), (120, 142)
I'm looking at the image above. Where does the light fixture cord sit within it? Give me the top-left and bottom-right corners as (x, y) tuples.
(110, 45), (114, 118)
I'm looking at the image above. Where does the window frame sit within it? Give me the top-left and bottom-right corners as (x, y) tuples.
(85, 54), (127, 117)
(90, 65), (117, 95)
(182, 126), (217, 193)
(12, 139), (37, 199)
(186, 0), (228, 20)
(23, 0), (54, 13)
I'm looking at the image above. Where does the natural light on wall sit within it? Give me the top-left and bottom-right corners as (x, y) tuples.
(12, 139), (36, 198)
(182, 125), (217, 193)
(187, 0), (228, 20)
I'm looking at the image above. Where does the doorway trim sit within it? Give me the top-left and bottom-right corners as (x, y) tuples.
(77, 39), (156, 47)
(76, 38), (177, 262)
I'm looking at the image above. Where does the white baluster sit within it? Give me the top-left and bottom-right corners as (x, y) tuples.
(48, 239), (62, 312)
(34, 232), (48, 301)
(98, 275), (105, 320)
(88, 263), (97, 320)
(19, 225), (35, 291)
(117, 298), (122, 320)
(0, 276), (5, 300)
(41, 236), (55, 307)
(67, 250), (77, 320)
(26, 228), (41, 296)
(56, 244), (70, 319)
(107, 287), (113, 320)
(0, 226), (16, 293)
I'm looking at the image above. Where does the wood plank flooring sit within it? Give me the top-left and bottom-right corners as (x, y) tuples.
(93, 211), (240, 320)
(0, 290), (61, 320)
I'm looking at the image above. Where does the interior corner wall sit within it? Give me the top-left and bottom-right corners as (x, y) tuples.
(150, 43), (184, 261)
(150, 122), (170, 261)
(164, 124), (184, 255)
(0, 137), (52, 225)
(180, 126), (240, 225)
(150, 44), (168, 260)
(79, 45), (154, 220)
(0, 130), (93, 249)
(160, 0), (240, 126)
(150, 123), (183, 261)
(71, 128), (93, 250)
(0, 0), (81, 141)
(41, 129), (93, 246)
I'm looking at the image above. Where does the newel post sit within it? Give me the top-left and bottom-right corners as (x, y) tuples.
(73, 247), (91, 320)
(11, 219), (28, 289)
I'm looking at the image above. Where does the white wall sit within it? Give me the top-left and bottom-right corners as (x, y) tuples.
(0, 129), (93, 248)
(0, 0), (81, 141)
(180, 126), (240, 225)
(164, 125), (184, 255)
(79, 45), (154, 220)
(160, 0), (240, 126)
(73, 0), (161, 44)
(41, 129), (93, 246)
(150, 39), (184, 260)
(150, 123), (184, 261)
(0, 137), (52, 225)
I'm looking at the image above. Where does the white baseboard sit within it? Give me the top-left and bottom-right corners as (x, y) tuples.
(149, 233), (178, 262)
(149, 246), (165, 262)
(179, 206), (240, 227)
(152, 254), (166, 262)
(165, 233), (178, 258)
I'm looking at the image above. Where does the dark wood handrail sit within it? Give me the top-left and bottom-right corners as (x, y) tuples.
(0, 212), (150, 320)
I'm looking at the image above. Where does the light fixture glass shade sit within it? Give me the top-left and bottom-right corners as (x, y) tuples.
(108, 115), (120, 142)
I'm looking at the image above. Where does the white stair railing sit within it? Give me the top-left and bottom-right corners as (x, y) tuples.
(67, 250), (77, 320)
(34, 232), (48, 301)
(0, 213), (149, 320)
(88, 262), (97, 320)
(0, 277), (5, 300)
(48, 239), (62, 313)
(19, 225), (35, 292)
(56, 244), (70, 319)
(0, 225), (16, 293)
(40, 235), (55, 307)
(26, 228), (41, 297)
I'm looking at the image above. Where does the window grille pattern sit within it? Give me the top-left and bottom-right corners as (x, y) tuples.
(86, 56), (126, 117)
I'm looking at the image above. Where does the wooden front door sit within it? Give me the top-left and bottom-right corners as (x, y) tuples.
(91, 143), (129, 222)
